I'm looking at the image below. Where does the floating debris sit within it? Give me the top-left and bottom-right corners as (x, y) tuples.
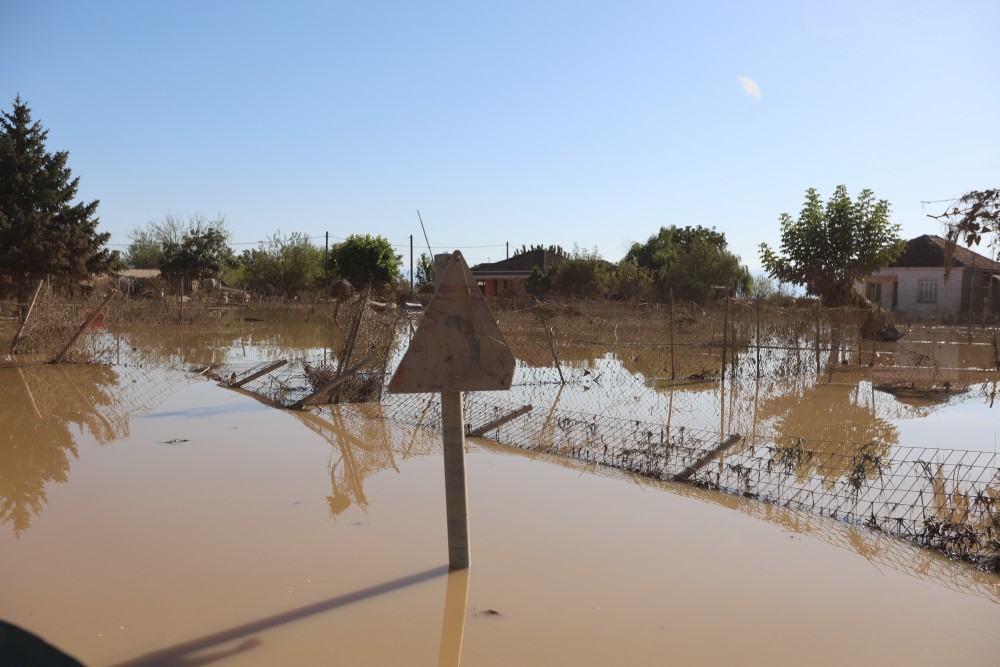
(874, 383), (968, 406)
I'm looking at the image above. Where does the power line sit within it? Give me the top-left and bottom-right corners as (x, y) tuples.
(431, 243), (506, 249)
(111, 237), (508, 250)
(110, 228), (508, 252)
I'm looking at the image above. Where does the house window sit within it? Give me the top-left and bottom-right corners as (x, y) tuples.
(917, 279), (938, 303)
(865, 282), (881, 303)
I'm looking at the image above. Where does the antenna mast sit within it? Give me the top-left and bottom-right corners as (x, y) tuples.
(417, 210), (434, 258)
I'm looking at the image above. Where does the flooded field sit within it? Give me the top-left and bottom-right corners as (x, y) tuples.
(3, 302), (1000, 664)
(2, 365), (1000, 666)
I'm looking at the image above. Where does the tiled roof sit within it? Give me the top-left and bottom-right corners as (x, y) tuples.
(471, 249), (565, 277)
(890, 235), (1000, 272)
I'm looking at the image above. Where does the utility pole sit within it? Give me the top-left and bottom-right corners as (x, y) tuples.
(506, 241), (509, 259)
(325, 231), (329, 285)
(410, 234), (415, 299)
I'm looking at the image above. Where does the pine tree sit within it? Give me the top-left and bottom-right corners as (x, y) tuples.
(0, 96), (111, 283)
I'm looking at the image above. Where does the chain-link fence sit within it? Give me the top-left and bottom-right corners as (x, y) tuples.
(3, 277), (1000, 571)
(379, 387), (1000, 573)
(5, 277), (998, 381)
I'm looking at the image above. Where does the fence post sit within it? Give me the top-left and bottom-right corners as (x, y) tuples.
(814, 299), (821, 375)
(857, 309), (862, 366)
(730, 297), (737, 377)
(669, 289), (676, 380)
(466, 404), (533, 438)
(539, 311), (565, 384)
(52, 290), (116, 364)
(721, 288), (729, 383)
(10, 278), (44, 354)
(672, 434), (742, 483)
(755, 294), (761, 379)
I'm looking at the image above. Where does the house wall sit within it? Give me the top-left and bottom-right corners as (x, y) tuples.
(474, 276), (527, 298)
(861, 267), (964, 318)
(860, 275), (896, 309)
(496, 279), (527, 297)
(896, 267), (961, 318)
(964, 269), (1000, 317)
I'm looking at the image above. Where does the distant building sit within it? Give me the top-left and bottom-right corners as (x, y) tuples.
(119, 268), (161, 279)
(470, 249), (564, 297)
(859, 234), (1000, 318)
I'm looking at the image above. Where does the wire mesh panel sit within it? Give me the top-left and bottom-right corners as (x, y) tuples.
(4, 279), (1000, 572)
(204, 295), (402, 408)
(378, 389), (1000, 572)
(679, 480), (1000, 604)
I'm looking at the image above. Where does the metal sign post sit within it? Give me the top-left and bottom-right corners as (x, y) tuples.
(389, 250), (515, 570)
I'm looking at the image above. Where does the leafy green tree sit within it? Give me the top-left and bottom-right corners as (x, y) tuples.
(160, 224), (234, 279)
(328, 234), (401, 289)
(513, 243), (567, 257)
(759, 186), (905, 306)
(611, 260), (654, 300)
(525, 265), (551, 299)
(125, 214), (186, 268)
(230, 232), (324, 294)
(109, 251), (128, 273)
(626, 225), (752, 302)
(547, 245), (611, 299)
(0, 96), (111, 287)
(126, 213), (227, 270)
(415, 252), (435, 286)
(523, 244), (610, 300)
(125, 231), (164, 269)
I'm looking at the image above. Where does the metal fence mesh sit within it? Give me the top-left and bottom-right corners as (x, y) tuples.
(3, 277), (1000, 572)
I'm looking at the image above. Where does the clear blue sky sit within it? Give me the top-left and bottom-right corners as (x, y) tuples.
(2, 0), (997, 271)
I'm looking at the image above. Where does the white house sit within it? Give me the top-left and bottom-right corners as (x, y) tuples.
(859, 235), (1000, 319)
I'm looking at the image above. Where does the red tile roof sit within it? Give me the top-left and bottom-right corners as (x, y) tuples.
(471, 249), (565, 277)
(891, 235), (1000, 272)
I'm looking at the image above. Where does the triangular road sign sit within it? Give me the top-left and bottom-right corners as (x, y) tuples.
(389, 250), (515, 393)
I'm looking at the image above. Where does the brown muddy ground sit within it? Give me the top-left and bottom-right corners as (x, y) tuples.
(1, 367), (999, 666)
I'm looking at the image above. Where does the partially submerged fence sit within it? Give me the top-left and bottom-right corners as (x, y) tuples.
(3, 282), (1000, 572)
(376, 389), (1000, 573)
(4, 278), (1000, 383)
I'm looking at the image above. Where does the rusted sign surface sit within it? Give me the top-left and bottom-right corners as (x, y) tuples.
(388, 250), (515, 393)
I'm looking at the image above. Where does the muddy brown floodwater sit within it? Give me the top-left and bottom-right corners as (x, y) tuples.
(1, 364), (999, 666)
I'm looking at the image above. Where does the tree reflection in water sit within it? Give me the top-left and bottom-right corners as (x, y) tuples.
(0, 365), (190, 537)
(757, 381), (898, 488)
(292, 405), (438, 519)
(0, 365), (116, 536)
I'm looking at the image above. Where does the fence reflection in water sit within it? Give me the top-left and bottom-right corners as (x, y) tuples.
(5, 287), (1000, 572)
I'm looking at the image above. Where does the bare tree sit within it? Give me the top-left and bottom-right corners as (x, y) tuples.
(928, 189), (1000, 277)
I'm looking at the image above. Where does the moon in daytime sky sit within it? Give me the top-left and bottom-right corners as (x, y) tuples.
(738, 76), (761, 102)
